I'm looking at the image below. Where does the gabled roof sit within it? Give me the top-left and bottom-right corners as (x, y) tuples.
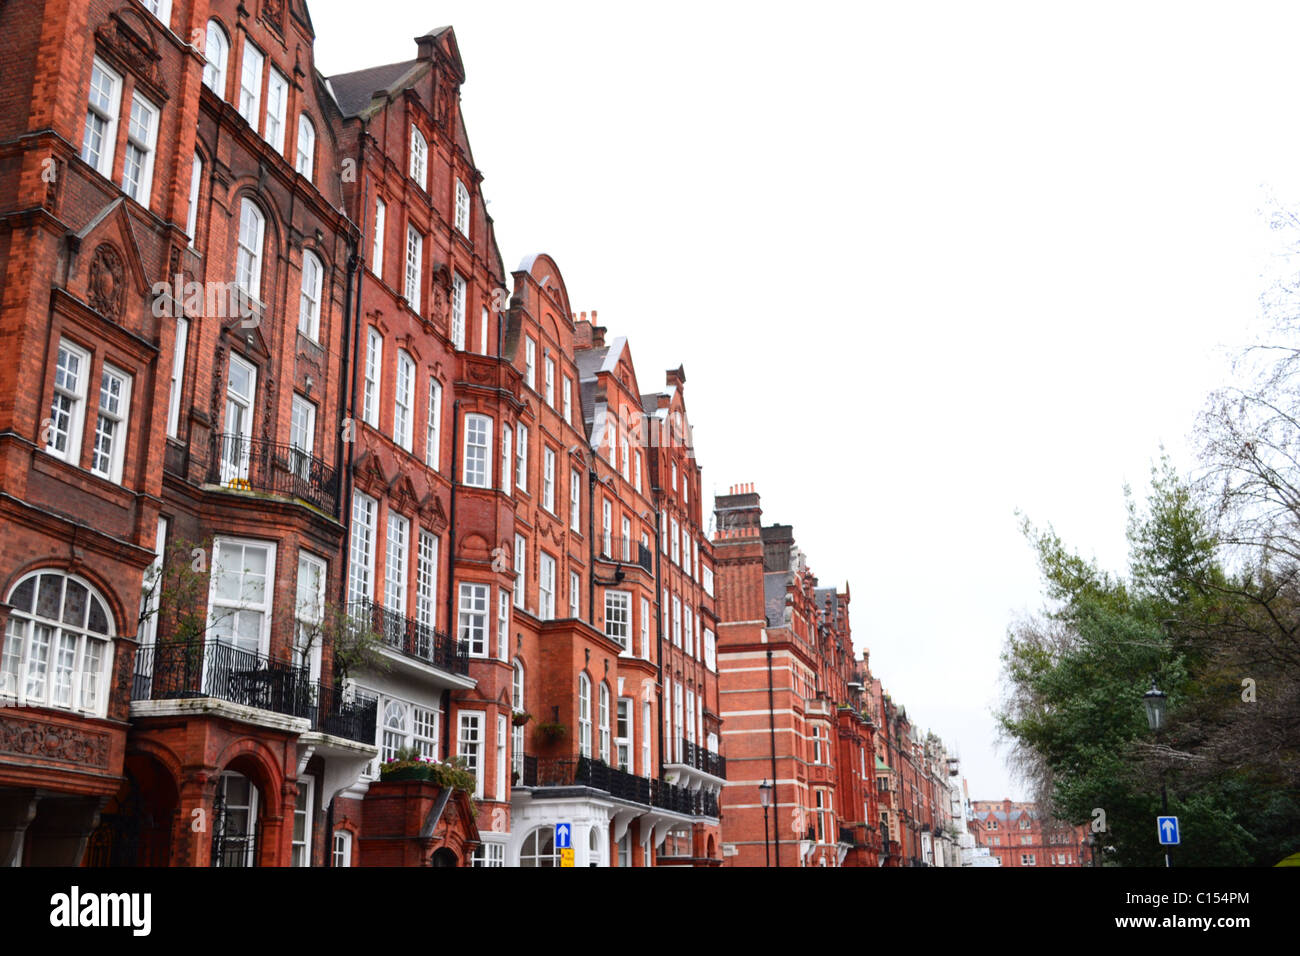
(326, 59), (425, 118)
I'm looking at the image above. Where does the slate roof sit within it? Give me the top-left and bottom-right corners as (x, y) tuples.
(326, 59), (425, 118)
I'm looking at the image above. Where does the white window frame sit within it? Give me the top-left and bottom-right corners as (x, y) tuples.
(451, 273), (466, 350)
(480, 305), (489, 355)
(458, 710), (485, 798)
(569, 571), (580, 619)
(616, 698), (632, 772)
(296, 114), (316, 179)
(425, 377), (442, 470)
(384, 512), (409, 616)
(538, 553), (556, 621)
(332, 830), (352, 867)
(455, 179), (470, 236)
(640, 597), (651, 660)
(202, 21), (229, 95)
(2, 571), (116, 717)
(598, 682), (611, 763)
(238, 42), (263, 128)
(416, 530), (439, 632)
(208, 537), (275, 658)
(542, 447), (556, 513)
(497, 588), (510, 660)
(362, 327), (382, 427)
(291, 776), (314, 866)
(289, 393), (316, 478)
(463, 413), (492, 488)
(602, 499), (612, 558)
(544, 358), (555, 407)
(672, 595), (682, 648)
(570, 469), (581, 532)
(47, 339), (90, 464)
(122, 92), (159, 206)
(410, 125), (428, 189)
(704, 628), (716, 671)
(515, 424), (528, 491)
(298, 250), (323, 341)
(186, 153), (201, 246)
(562, 376), (572, 424)
(578, 673), (592, 758)
(513, 534), (526, 610)
(236, 198), (265, 301)
(604, 590), (630, 654)
(82, 59), (121, 179)
(459, 583), (489, 657)
(371, 197), (385, 278)
(166, 316), (189, 439)
(405, 225), (422, 313)
(265, 67), (288, 153)
(634, 451), (642, 494)
(496, 714), (508, 802)
(394, 350), (415, 452)
(500, 424), (513, 495)
(348, 490), (377, 604)
(524, 337), (536, 391)
(91, 363), (131, 484)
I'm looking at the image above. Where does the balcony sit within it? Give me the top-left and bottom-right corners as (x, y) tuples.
(520, 755), (719, 818)
(131, 640), (378, 744)
(163, 439), (188, 477)
(677, 739), (725, 779)
(349, 599), (469, 678)
(597, 537), (654, 574)
(206, 433), (339, 516)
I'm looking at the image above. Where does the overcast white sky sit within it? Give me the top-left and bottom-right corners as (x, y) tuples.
(309, 0), (1300, 802)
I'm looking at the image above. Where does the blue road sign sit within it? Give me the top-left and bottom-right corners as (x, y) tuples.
(1157, 816), (1180, 845)
(555, 823), (572, 849)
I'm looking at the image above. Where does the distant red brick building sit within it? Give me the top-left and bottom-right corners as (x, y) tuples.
(712, 486), (881, 867)
(970, 799), (1090, 867)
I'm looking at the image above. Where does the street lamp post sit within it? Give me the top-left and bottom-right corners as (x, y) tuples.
(1143, 680), (1171, 868)
(759, 779), (773, 868)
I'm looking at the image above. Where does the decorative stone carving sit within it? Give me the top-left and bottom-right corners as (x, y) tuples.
(94, 13), (162, 91)
(87, 243), (125, 322)
(0, 717), (111, 769)
(261, 0), (285, 35)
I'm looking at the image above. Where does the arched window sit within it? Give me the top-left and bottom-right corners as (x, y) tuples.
(296, 114), (315, 180)
(409, 126), (428, 189)
(519, 827), (557, 867)
(598, 682), (611, 763)
(588, 825), (603, 867)
(298, 250), (322, 341)
(2, 571), (114, 716)
(213, 771), (259, 867)
(381, 698), (409, 763)
(577, 673), (591, 758)
(202, 21), (229, 95)
(236, 198), (265, 300)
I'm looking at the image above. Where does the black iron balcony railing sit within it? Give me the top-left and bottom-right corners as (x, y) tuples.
(131, 640), (378, 744)
(520, 754), (719, 817)
(840, 826), (855, 846)
(597, 537), (654, 573)
(207, 433), (339, 516)
(349, 599), (469, 676)
(675, 739), (726, 779)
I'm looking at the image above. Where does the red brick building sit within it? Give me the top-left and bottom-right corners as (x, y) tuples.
(970, 799), (1090, 868)
(0, 0), (728, 866)
(712, 486), (881, 867)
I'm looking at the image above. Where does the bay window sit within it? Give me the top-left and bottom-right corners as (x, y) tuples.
(2, 571), (114, 716)
(463, 413), (491, 488)
(459, 582), (489, 657)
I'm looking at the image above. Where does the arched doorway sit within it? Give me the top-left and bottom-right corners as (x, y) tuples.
(212, 770), (261, 867)
(86, 755), (179, 867)
(430, 848), (459, 867)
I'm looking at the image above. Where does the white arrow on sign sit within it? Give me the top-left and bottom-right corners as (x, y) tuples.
(557, 824), (569, 842)
(1161, 819), (1175, 839)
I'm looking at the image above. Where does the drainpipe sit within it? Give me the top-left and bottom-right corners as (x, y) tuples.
(441, 400), (461, 761)
(653, 492), (665, 778)
(340, 127), (369, 609)
(767, 647), (779, 868)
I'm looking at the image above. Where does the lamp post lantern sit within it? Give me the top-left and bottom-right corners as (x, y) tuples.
(1143, 679), (1171, 867)
(759, 779), (773, 868)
